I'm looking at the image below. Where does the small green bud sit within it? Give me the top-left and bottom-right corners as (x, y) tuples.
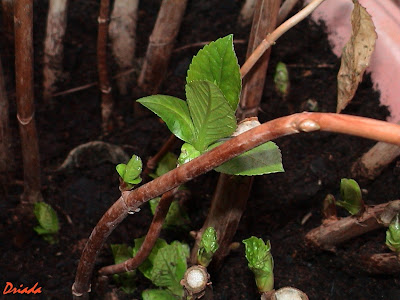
(274, 62), (290, 98)
(336, 178), (364, 215)
(243, 237), (274, 293)
(386, 214), (400, 253)
(197, 227), (219, 267)
(33, 202), (60, 244)
(116, 155), (142, 187)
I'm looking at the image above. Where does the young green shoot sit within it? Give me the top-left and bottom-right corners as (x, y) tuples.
(386, 214), (400, 253)
(243, 237), (274, 293)
(274, 61), (290, 99)
(116, 154), (142, 190)
(335, 178), (364, 215)
(33, 202), (60, 244)
(197, 227), (219, 267)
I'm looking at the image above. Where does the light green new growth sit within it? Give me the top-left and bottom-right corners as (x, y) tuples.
(33, 202), (60, 244)
(336, 178), (364, 215)
(386, 214), (400, 253)
(116, 154), (143, 189)
(197, 227), (219, 267)
(137, 35), (284, 176)
(243, 236), (274, 293)
(110, 244), (136, 294)
(274, 61), (290, 98)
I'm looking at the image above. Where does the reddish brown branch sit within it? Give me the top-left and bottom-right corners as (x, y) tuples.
(98, 0), (114, 134)
(360, 252), (400, 274)
(305, 203), (389, 251)
(98, 189), (175, 276)
(73, 113), (400, 298)
(14, 0), (42, 204)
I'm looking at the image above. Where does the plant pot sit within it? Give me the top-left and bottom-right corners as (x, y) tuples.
(306, 0), (400, 122)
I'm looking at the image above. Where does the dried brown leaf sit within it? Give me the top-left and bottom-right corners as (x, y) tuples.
(337, 1), (377, 113)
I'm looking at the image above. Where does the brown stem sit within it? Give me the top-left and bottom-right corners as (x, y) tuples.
(73, 113), (400, 298)
(43, 0), (69, 103)
(98, 189), (175, 275)
(143, 134), (178, 177)
(0, 56), (13, 179)
(14, 0), (42, 204)
(98, 0), (114, 134)
(240, 0), (326, 79)
(305, 201), (397, 251)
(138, 0), (188, 94)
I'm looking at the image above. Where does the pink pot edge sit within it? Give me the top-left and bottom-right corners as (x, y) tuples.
(306, 0), (400, 123)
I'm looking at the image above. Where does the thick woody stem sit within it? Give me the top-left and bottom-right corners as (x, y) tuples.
(43, 0), (69, 103)
(305, 201), (397, 251)
(72, 113), (400, 298)
(98, 0), (114, 134)
(14, 0), (42, 204)
(138, 0), (188, 94)
(98, 189), (175, 275)
(240, 0), (326, 78)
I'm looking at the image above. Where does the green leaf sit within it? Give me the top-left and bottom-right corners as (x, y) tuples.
(137, 95), (195, 144)
(336, 178), (364, 215)
(133, 237), (168, 280)
(210, 141), (284, 176)
(150, 241), (189, 296)
(243, 237), (274, 293)
(386, 214), (400, 253)
(177, 143), (201, 165)
(151, 152), (177, 178)
(142, 289), (178, 300)
(186, 34), (241, 111)
(149, 198), (190, 229)
(274, 62), (290, 98)
(33, 202), (59, 235)
(186, 81), (236, 151)
(197, 227), (219, 267)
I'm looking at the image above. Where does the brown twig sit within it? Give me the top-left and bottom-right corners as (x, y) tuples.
(240, 0), (326, 78)
(305, 201), (398, 251)
(173, 39), (247, 53)
(14, 0), (43, 204)
(98, 0), (114, 134)
(277, 0), (301, 24)
(73, 113), (400, 298)
(98, 189), (175, 275)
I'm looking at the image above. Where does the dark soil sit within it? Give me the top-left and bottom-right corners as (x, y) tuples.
(1, 0), (400, 299)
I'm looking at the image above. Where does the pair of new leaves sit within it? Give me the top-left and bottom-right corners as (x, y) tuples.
(138, 35), (283, 176)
